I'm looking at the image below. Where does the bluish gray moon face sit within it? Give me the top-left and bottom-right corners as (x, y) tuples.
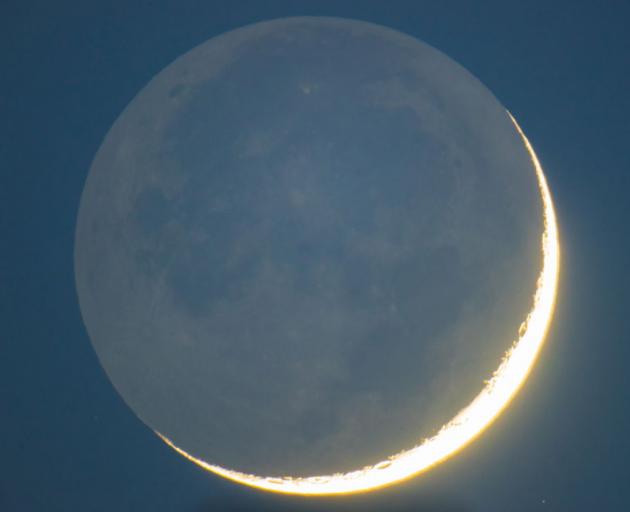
(75, 17), (543, 477)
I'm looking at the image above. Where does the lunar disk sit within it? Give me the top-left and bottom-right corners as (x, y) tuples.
(75, 17), (559, 494)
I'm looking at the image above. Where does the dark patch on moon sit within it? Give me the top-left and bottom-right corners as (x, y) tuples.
(75, 17), (543, 477)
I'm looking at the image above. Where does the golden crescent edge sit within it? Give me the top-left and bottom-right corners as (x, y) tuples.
(156, 111), (560, 496)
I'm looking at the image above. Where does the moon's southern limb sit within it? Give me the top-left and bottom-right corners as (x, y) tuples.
(74, 17), (557, 494)
(156, 113), (559, 495)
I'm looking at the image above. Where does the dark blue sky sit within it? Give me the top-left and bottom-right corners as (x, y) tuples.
(1, 1), (629, 511)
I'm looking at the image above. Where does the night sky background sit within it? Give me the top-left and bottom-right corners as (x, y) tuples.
(1, 1), (629, 511)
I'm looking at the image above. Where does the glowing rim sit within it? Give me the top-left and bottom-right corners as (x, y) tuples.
(157, 113), (560, 495)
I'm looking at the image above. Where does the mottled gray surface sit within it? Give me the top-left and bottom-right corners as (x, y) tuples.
(75, 17), (543, 477)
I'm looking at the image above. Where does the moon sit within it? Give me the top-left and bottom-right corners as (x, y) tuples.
(75, 17), (559, 495)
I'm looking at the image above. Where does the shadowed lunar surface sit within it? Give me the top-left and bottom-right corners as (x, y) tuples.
(75, 17), (543, 477)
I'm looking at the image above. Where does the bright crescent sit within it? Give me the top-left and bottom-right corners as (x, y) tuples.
(157, 112), (560, 495)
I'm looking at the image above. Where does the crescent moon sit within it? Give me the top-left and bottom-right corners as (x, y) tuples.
(156, 112), (560, 495)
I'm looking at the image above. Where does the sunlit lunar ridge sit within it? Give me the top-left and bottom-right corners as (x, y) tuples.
(158, 113), (560, 495)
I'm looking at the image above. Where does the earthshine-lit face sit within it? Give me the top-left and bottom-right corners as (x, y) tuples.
(75, 17), (559, 495)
